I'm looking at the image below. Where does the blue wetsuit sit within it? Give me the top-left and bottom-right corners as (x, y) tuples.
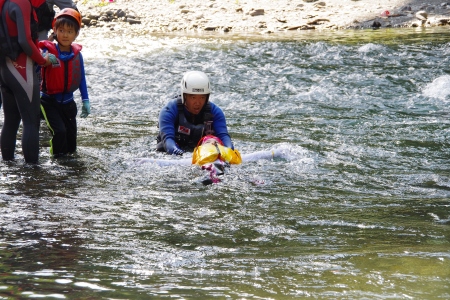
(156, 96), (233, 154)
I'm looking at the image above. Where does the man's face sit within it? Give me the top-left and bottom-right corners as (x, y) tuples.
(184, 94), (208, 115)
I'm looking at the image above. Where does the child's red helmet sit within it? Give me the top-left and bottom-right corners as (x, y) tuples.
(52, 8), (82, 28)
(198, 135), (224, 146)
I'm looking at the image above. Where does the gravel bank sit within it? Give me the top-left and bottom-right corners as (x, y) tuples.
(74, 0), (450, 36)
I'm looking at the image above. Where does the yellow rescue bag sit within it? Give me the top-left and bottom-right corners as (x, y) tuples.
(192, 143), (242, 165)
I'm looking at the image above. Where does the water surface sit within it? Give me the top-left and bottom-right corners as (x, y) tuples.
(0, 27), (449, 299)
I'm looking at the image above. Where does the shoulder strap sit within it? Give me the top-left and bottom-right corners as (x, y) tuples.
(176, 96), (184, 124)
(203, 102), (212, 122)
(202, 102), (214, 135)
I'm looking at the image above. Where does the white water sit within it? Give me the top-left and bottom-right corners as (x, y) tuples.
(0, 28), (449, 299)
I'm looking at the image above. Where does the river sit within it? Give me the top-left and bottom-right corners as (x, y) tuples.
(0, 27), (449, 299)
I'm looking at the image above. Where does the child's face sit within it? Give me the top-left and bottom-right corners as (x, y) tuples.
(53, 24), (78, 50)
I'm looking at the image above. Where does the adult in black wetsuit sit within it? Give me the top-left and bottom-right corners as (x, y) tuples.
(0, 0), (51, 163)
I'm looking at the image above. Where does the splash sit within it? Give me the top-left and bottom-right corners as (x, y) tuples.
(134, 143), (304, 167)
(422, 75), (450, 101)
(357, 43), (386, 53)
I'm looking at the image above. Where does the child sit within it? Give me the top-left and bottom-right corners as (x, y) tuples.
(39, 8), (90, 158)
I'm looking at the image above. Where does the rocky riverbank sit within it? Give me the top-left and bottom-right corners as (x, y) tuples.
(74, 0), (450, 36)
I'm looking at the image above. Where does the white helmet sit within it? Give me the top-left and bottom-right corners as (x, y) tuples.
(180, 71), (211, 104)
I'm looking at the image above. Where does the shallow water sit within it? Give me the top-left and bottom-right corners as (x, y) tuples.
(0, 27), (449, 299)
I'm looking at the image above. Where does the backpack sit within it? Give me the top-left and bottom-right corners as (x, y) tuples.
(0, 0), (39, 60)
(30, 0), (54, 32)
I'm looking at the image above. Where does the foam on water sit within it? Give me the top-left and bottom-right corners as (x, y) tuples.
(422, 75), (450, 101)
(357, 43), (387, 53)
(1, 28), (449, 299)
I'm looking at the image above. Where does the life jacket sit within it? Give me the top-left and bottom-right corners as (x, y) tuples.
(174, 96), (214, 149)
(0, 0), (38, 60)
(30, 0), (54, 32)
(39, 40), (82, 94)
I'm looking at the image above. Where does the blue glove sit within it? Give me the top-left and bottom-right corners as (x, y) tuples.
(172, 146), (184, 156)
(47, 53), (58, 65)
(80, 101), (90, 118)
(41, 51), (58, 65)
(165, 139), (184, 155)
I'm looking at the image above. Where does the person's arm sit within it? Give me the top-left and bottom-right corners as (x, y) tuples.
(210, 103), (233, 149)
(52, 0), (78, 10)
(78, 53), (89, 101)
(158, 100), (183, 155)
(11, 1), (47, 65)
(78, 53), (90, 118)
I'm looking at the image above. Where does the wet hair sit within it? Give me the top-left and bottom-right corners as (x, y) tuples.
(54, 16), (80, 32)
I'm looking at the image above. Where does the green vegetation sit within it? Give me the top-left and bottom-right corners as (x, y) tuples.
(81, 0), (111, 6)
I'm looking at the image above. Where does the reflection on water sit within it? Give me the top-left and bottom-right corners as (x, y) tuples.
(0, 27), (449, 298)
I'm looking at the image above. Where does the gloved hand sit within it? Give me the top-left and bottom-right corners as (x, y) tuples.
(165, 139), (184, 156)
(47, 53), (58, 65)
(172, 146), (184, 156)
(80, 101), (90, 118)
(41, 52), (57, 66)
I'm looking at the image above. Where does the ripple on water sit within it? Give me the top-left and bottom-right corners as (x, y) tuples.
(0, 28), (449, 299)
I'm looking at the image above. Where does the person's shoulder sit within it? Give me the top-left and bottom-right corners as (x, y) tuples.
(167, 95), (182, 104)
(72, 43), (82, 52)
(209, 101), (223, 111)
(8, 0), (29, 9)
(166, 97), (178, 105)
(38, 40), (54, 48)
(160, 98), (178, 111)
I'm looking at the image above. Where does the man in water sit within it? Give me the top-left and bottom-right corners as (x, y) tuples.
(156, 71), (235, 155)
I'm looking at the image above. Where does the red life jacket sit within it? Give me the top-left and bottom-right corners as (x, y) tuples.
(39, 40), (82, 94)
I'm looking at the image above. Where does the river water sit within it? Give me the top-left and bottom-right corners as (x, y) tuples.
(0, 27), (449, 299)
